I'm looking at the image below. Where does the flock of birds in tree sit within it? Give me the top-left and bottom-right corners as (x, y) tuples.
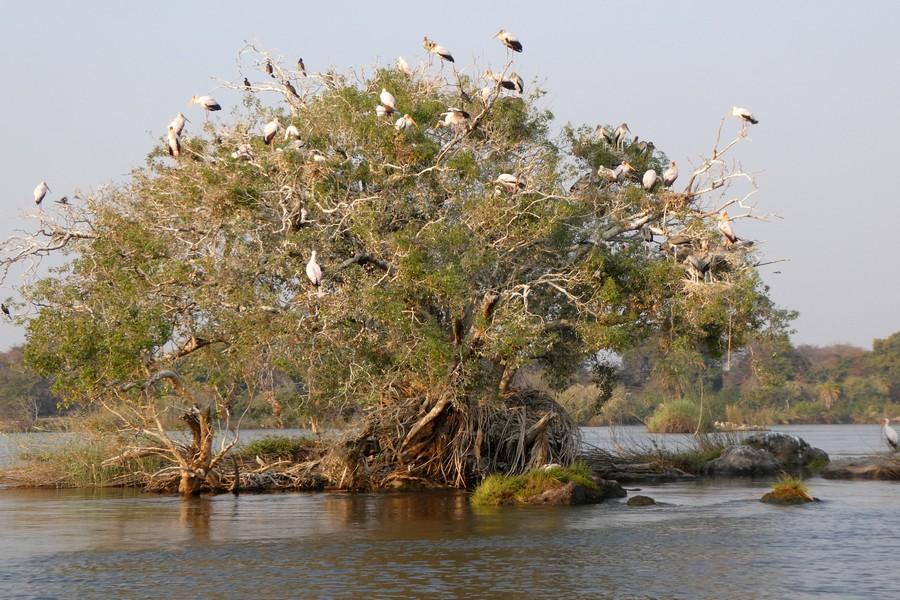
(10, 29), (900, 447)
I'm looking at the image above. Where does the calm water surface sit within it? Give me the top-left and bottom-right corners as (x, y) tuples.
(1, 425), (898, 599)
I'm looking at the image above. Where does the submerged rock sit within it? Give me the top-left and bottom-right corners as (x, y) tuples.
(704, 446), (779, 477)
(626, 494), (656, 507)
(821, 456), (900, 480)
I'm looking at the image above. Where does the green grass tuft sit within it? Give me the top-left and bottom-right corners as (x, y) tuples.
(471, 462), (596, 506)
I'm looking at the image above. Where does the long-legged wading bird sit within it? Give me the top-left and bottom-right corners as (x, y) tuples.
(284, 124), (301, 141)
(167, 128), (181, 158)
(306, 251), (322, 288)
(613, 122), (630, 150)
(732, 106), (759, 125)
(168, 113), (188, 136)
(379, 88), (396, 115)
(882, 418), (899, 451)
(440, 108), (470, 130)
(642, 169), (658, 191)
(33, 181), (50, 205)
(190, 95), (221, 121)
(263, 119), (280, 145)
(423, 37), (454, 63)
(495, 173), (525, 193)
(663, 160), (678, 188)
(394, 114), (417, 131)
(493, 29), (523, 52)
(718, 212), (737, 245)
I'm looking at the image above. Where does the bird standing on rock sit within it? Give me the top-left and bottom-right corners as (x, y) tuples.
(882, 418), (898, 451)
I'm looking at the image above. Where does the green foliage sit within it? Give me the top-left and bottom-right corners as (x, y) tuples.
(470, 462), (596, 506)
(646, 398), (711, 433)
(236, 435), (313, 459)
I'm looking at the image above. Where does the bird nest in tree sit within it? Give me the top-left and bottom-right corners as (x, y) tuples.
(319, 388), (581, 490)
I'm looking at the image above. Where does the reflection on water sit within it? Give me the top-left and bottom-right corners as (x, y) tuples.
(1, 426), (899, 599)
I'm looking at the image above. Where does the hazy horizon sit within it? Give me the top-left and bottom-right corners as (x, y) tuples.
(1, 0), (897, 350)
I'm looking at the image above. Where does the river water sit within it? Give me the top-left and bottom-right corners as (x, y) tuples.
(1, 425), (898, 599)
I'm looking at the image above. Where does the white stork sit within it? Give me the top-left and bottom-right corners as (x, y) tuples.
(263, 119), (280, 145)
(493, 29), (523, 52)
(306, 251), (323, 288)
(284, 124), (301, 141)
(732, 106), (759, 125)
(397, 56), (411, 75)
(167, 128), (181, 158)
(663, 161), (678, 188)
(882, 418), (898, 451)
(168, 113), (187, 136)
(423, 37), (454, 63)
(394, 114), (417, 131)
(495, 173), (524, 193)
(190, 95), (221, 121)
(33, 181), (50, 205)
(718, 212), (737, 245)
(380, 88), (396, 110)
(642, 169), (658, 191)
(440, 108), (470, 130)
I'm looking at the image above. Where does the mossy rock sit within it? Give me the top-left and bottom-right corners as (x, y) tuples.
(626, 494), (656, 507)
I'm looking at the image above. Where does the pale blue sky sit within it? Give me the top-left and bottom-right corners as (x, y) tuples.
(1, 1), (898, 349)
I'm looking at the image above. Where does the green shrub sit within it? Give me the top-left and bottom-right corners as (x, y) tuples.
(646, 398), (711, 433)
(236, 435), (313, 460)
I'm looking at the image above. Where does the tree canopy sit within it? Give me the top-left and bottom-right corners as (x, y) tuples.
(2, 47), (782, 486)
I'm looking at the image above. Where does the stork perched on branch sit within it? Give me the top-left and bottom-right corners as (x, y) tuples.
(167, 128), (181, 158)
(493, 29), (523, 52)
(495, 173), (524, 193)
(168, 113), (187, 136)
(440, 108), (470, 130)
(663, 161), (678, 188)
(306, 251), (322, 289)
(732, 106), (759, 125)
(423, 37), (454, 63)
(263, 119), (280, 145)
(190, 95), (221, 121)
(613, 122), (630, 150)
(642, 169), (658, 191)
(882, 418), (898, 451)
(33, 182), (50, 205)
(718, 212), (738, 245)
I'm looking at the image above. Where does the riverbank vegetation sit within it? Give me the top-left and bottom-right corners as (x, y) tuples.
(1, 43), (779, 494)
(471, 463), (596, 506)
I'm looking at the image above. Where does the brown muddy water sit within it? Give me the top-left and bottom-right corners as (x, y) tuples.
(1, 425), (898, 599)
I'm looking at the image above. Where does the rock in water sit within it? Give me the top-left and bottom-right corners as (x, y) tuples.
(761, 491), (818, 505)
(704, 446), (779, 477)
(526, 482), (604, 505)
(626, 495), (656, 507)
(742, 432), (829, 469)
(821, 456), (900, 480)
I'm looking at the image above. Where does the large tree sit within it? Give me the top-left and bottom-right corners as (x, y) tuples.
(2, 47), (780, 492)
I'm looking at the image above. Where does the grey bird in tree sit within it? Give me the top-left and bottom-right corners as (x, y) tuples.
(613, 122), (630, 150)
(265, 58), (274, 77)
(243, 77), (251, 89)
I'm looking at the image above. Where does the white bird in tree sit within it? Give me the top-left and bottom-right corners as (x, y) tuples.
(495, 173), (524, 193)
(642, 169), (658, 191)
(882, 418), (898, 451)
(732, 106), (759, 125)
(283, 124), (301, 141)
(397, 56), (411, 75)
(306, 251), (323, 288)
(263, 119), (280, 145)
(168, 113), (188, 136)
(167, 127), (182, 158)
(718, 212), (737, 245)
(493, 29), (523, 52)
(190, 95), (221, 121)
(33, 181), (50, 205)
(613, 122), (630, 150)
(423, 37), (454, 63)
(440, 108), (470, 130)
(613, 161), (635, 183)
(394, 114), (417, 131)
(380, 88), (396, 110)
(663, 160), (678, 188)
